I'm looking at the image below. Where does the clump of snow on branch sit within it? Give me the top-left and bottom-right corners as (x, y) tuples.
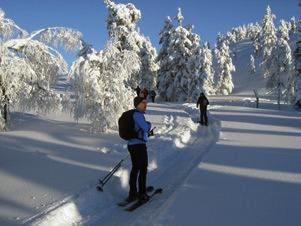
(34, 27), (82, 51)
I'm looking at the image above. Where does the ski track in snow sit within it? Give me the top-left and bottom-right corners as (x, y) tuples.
(24, 103), (221, 226)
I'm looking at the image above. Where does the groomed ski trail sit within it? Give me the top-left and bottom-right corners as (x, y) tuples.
(27, 103), (221, 226)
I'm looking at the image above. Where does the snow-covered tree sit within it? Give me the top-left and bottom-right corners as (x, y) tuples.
(226, 30), (236, 45)
(289, 17), (297, 35)
(215, 41), (235, 95)
(68, 0), (159, 131)
(0, 8), (82, 131)
(156, 16), (174, 100)
(265, 37), (292, 106)
(185, 29), (203, 101)
(200, 42), (215, 95)
(246, 23), (261, 41)
(157, 9), (204, 102)
(69, 40), (140, 132)
(251, 23), (262, 56)
(260, 6), (278, 78)
(176, 8), (184, 26)
(286, 68), (296, 103)
(294, 17), (301, 107)
(104, 0), (158, 90)
(278, 19), (290, 41)
(216, 32), (225, 48)
(249, 54), (256, 75)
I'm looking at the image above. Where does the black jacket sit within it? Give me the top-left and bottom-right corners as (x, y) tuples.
(197, 95), (209, 109)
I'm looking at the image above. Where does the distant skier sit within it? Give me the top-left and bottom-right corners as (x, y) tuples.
(134, 86), (141, 97)
(141, 88), (149, 99)
(150, 90), (156, 103)
(126, 96), (154, 203)
(196, 92), (209, 126)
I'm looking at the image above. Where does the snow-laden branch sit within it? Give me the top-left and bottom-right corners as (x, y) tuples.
(30, 27), (83, 51)
(0, 8), (29, 40)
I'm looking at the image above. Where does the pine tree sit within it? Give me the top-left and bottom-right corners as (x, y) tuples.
(290, 17), (297, 35)
(260, 6), (277, 78)
(157, 16), (174, 100)
(200, 43), (215, 95)
(176, 8), (184, 26)
(215, 41), (235, 95)
(251, 23), (262, 56)
(266, 37), (292, 107)
(278, 19), (290, 41)
(249, 54), (256, 75)
(294, 16), (301, 107)
(157, 9), (203, 102)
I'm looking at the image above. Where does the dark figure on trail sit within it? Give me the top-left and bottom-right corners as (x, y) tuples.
(141, 88), (149, 99)
(197, 92), (209, 126)
(134, 86), (141, 97)
(150, 90), (156, 103)
(126, 96), (154, 203)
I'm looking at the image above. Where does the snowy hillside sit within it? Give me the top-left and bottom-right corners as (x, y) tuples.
(229, 30), (298, 96)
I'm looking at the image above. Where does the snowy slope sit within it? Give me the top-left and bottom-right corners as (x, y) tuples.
(153, 98), (301, 226)
(230, 34), (297, 96)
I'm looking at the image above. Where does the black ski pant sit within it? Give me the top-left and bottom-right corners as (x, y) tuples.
(151, 96), (155, 103)
(200, 108), (208, 125)
(128, 144), (148, 197)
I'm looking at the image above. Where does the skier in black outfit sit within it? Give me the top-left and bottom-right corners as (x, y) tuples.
(134, 86), (141, 97)
(150, 90), (156, 103)
(196, 92), (209, 126)
(126, 96), (154, 203)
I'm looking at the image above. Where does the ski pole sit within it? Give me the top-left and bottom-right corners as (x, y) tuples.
(97, 154), (129, 191)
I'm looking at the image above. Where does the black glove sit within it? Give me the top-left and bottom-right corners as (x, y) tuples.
(148, 127), (156, 137)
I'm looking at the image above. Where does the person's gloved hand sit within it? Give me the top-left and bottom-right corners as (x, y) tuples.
(148, 127), (156, 137)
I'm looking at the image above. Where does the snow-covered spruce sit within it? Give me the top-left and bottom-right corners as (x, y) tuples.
(264, 16), (293, 105)
(0, 8), (82, 131)
(294, 16), (301, 107)
(104, 0), (158, 90)
(157, 9), (208, 102)
(260, 6), (278, 78)
(249, 54), (256, 75)
(215, 40), (235, 95)
(200, 42), (215, 95)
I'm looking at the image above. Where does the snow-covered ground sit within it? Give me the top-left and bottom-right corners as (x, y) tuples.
(0, 101), (219, 226)
(1, 96), (301, 226)
(154, 100), (301, 226)
(1, 36), (301, 226)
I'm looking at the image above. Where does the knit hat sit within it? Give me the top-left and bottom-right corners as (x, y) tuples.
(134, 96), (145, 108)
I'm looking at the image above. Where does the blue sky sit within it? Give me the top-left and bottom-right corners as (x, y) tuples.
(0, 0), (299, 64)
